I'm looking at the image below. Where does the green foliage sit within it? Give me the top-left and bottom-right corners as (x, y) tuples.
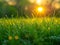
(55, 9), (60, 17)
(5, 6), (17, 18)
(0, 18), (60, 45)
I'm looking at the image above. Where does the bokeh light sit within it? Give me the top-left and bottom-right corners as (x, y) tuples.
(28, 0), (35, 3)
(52, 0), (60, 9)
(6, 0), (16, 6)
(25, 6), (28, 10)
(36, 0), (42, 5)
(8, 1), (16, 6)
(54, 3), (60, 9)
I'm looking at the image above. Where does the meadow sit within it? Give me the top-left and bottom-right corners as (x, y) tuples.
(0, 17), (60, 45)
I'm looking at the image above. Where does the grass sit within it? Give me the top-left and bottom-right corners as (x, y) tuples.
(0, 17), (60, 45)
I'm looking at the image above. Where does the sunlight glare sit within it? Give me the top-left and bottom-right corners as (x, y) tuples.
(37, 7), (43, 12)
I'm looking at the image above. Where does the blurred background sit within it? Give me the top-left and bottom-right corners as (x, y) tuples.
(0, 0), (60, 18)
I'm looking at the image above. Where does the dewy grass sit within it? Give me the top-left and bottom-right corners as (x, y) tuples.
(0, 17), (60, 45)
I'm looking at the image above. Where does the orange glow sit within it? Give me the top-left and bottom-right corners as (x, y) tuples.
(34, 6), (46, 17)
(37, 7), (44, 13)
(37, 7), (43, 12)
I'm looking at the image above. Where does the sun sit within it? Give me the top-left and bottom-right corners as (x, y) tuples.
(37, 7), (43, 12)
(35, 7), (46, 17)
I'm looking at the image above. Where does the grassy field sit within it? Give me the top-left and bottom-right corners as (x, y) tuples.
(0, 17), (60, 45)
